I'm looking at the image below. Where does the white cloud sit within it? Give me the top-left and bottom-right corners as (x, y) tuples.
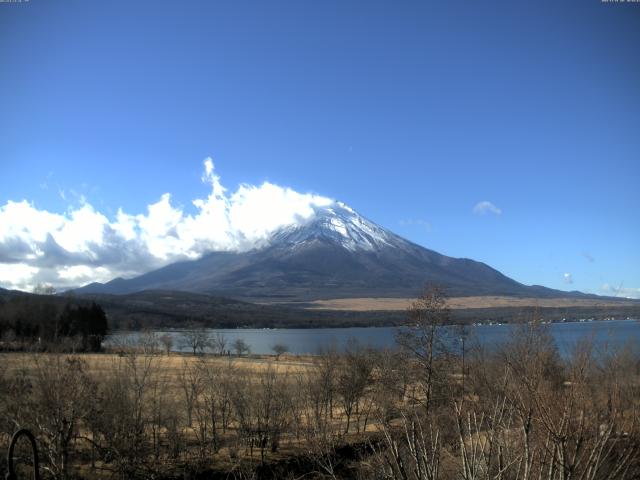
(0, 263), (40, 291)
(135, 193), (186, 259)
(58, 265), (112, 283)
(227, 182), (332, 247)
(473, 201), (502, 216)
(0, 158), (335, 291)
(600, 283), (640, 299)
(55, 204), (109, 253)
(112, 208), (137, 241)
(563, 273), (573, 285)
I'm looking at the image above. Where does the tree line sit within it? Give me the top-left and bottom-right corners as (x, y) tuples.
(0, 294), (108, 352)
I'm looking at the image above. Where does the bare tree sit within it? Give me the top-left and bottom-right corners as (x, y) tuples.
(373, 407), (442, 480)
(230, 366), (292, 463)
(29, 355), (95, 479)
(211, 332), (227, 355)
(87, 350), (160, 478)
(178, 359), (202, 428)
(232, 338), (251, 357)
(147, 363), (173, 461)
(159, 333), (173, 355)
(180, 327), (211, 355)
(336, 340), (373, 434)
(396, 284), (450, 413)
(315, 345), (339, 420)
(296, 368), (341, 478)
(138, 330), (160, 355)
(271, 342), (288, 360)
(193, 357), (236, 455)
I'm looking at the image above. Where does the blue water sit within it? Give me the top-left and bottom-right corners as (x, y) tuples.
(107, 319), (640, 357)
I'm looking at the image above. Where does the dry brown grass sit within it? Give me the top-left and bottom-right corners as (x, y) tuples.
(0, 351), (317, 380)
(302, 295), (638, 311)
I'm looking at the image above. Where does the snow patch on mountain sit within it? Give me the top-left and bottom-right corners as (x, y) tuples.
(269, 201), (398, 252)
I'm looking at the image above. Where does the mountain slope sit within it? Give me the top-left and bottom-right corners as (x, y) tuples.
(74, 203), (589, 301)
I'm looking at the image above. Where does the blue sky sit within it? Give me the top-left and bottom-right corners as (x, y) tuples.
(1, 0), (639, 296)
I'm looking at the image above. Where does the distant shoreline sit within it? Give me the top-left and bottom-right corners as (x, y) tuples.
(104, 319), (640, 357)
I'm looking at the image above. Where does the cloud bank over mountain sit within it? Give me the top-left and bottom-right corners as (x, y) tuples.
(0, 159), (333, 291)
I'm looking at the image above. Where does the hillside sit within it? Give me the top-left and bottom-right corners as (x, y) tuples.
(73, 203), (599, 302)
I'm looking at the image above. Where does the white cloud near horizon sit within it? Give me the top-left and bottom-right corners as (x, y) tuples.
(563, 272), (573, 285)
(0, 158), (334, 291)
(473, 200), (502, 216)
(600, 283), (640, 300)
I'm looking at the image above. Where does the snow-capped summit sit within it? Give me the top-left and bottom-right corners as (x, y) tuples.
(269, 202), (396, 252)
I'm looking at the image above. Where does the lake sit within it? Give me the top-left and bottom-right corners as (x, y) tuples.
(107, 319), (640, 357)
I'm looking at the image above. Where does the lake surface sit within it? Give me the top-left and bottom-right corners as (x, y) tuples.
(107, 319), (640, 357)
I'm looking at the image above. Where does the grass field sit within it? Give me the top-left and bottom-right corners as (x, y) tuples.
(0, 351), (317, 379)
(302, 295), (640, 311)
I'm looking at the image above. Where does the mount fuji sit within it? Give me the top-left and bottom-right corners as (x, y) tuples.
(74, 202), (586, 301)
